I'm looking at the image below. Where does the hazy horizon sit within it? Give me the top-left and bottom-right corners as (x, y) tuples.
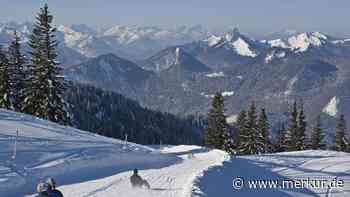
(0, 0), (350, 37)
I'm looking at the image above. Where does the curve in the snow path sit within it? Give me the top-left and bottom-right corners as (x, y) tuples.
(59, 146), (228, 197)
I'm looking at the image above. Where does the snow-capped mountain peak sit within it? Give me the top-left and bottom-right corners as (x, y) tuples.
(57, 25), (89, 47)
(230, 37), (257, 57)
(288, 32), (328, 52)
(203, 28), (258, 58)
(268, 31), (329, 53)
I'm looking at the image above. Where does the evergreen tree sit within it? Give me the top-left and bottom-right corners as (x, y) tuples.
(0, 46), (14, 109)
(296, 104), (307, 150)
(239, 102), (264, 155)
(258, 108), (270, 153)
(288, 101), (299, 151)
(23, 4), (70, 124)
(222, 129), (235, 154)
(234, 110), (247, 149)
(310, 116), (326, 150)
(8, 31), (26, 111)
(274, 123), (287, 152)
(204, 92), (229, 150)
(335, 115), (349, 152)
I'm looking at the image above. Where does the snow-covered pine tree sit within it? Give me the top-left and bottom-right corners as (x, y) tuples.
(0, 46), (14, 109)
(23, 4), (71, 125)
(334, 114), (349, 152)
(288, 101), (299, 151)
(204, 92), (229, 150)
(258, 108), (270, 153)
(234, 110), (247, 149)
(8, 31), (26, 111)
(296, 104), (307, 150)
(310, 116), (326, 150)
(239, 102), (264, 155)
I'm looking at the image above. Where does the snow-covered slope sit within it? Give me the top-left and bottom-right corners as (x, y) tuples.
(57, 146), (228, 197)
(3, 109), (349, 197)
(203, 28), (259, 58)
(0, 109), (177, 197)
(194, 150), (350, 197)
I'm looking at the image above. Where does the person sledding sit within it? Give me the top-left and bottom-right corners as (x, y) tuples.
(130, 168), (151, 189)
(36, 183), (50, 197)
(46, 177), (64, 197)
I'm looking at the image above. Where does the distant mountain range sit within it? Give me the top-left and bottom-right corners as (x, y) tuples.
(2, 21), (350, 139)
(65, 27), (350, 140)
(0, 22), (211, 64)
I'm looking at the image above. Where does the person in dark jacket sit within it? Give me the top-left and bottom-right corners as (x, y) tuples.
(130, 169), (150, 189)
(46, 177), (64, 197)
(36, 183), (50, 197)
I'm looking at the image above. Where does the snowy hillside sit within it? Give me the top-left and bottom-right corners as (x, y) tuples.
(0, 109), (177, 197)
(1, 108), (350, 197)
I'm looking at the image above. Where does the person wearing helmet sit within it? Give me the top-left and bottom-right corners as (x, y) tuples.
(36, 182), (50, 197)
(130, 169), (150, 189)
(46, 177), (64, 197)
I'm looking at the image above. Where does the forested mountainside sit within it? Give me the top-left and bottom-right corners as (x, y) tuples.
(66, 82), (205, 145)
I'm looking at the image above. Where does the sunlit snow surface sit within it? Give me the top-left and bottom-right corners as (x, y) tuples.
(0, 109), (176, 197)
(194, 150), (350, 197)
(2, 109), (350, 197)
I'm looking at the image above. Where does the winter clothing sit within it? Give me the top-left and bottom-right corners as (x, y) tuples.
(36, 183), (50, 197)
(47, 177), (56, 189)
(46, 177), (64, 197)
(47, 189), (64, 197)
(36, 192), (50, 197)
(37, 183), (49, 193)
(130, 169), (150, 189)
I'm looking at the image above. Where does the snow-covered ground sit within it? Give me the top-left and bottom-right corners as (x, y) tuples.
(0, 109), (178, 197)
(58, 146), (228, 197)
(1, 108), (350, 197)
(194, 151), (350, 197)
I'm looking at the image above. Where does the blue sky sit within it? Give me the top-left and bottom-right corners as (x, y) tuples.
(0, 0), (349, 36)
